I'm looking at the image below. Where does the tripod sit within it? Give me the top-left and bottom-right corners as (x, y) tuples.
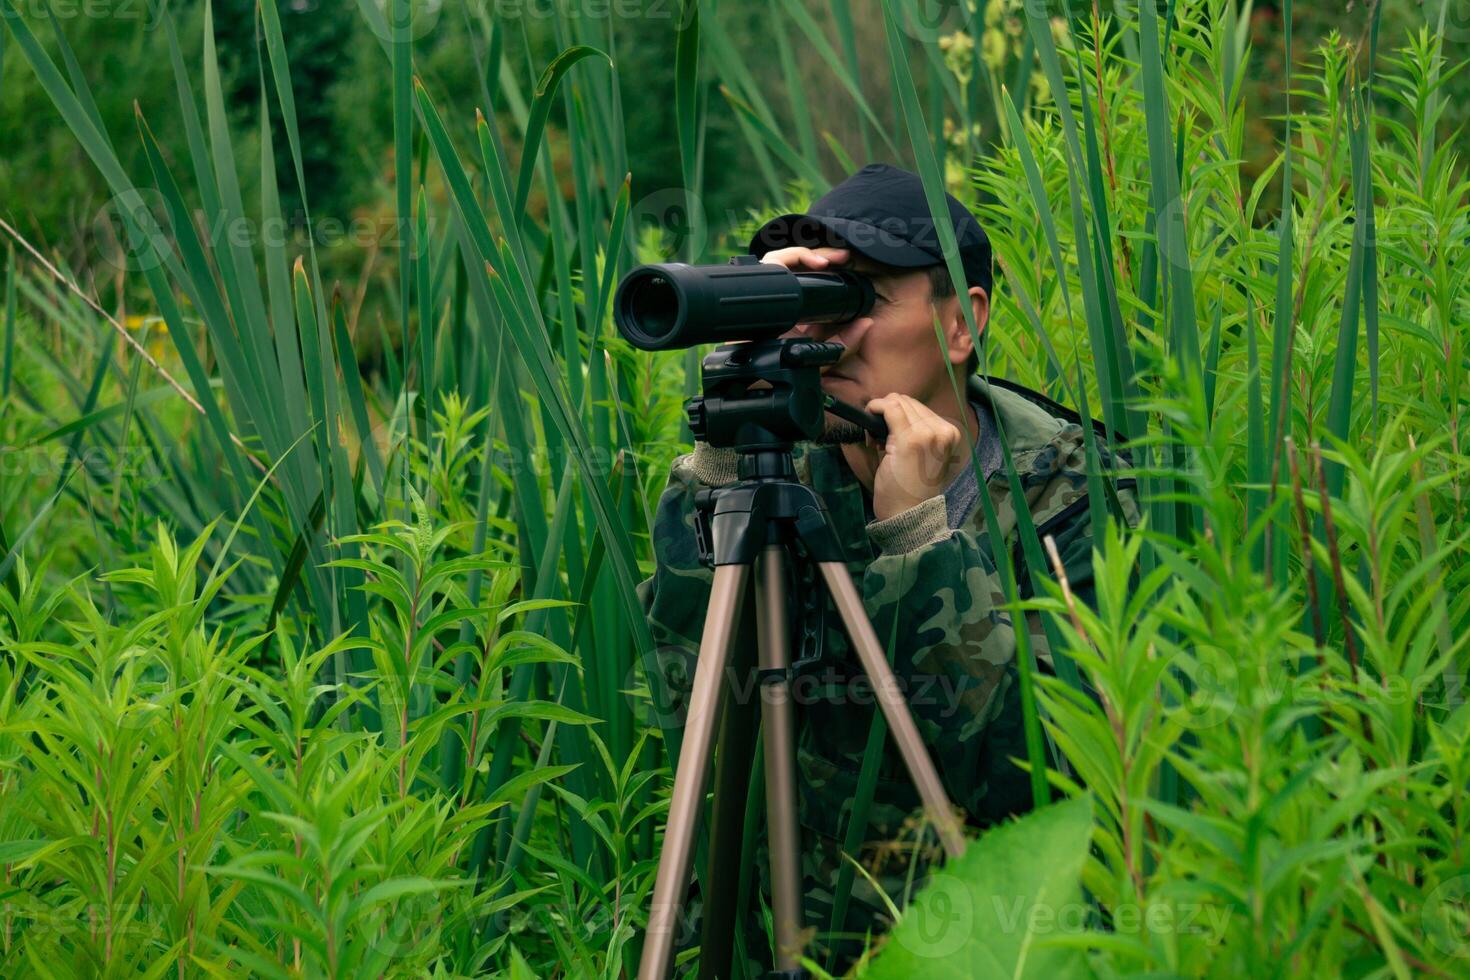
(638, 339), (967, 979)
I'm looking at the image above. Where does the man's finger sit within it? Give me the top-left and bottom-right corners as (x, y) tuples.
(759, 246), (851, 270)
(891, 398), (929, 451)
(867, 394), (921, 445)
(868, 394), (919, 424)
(894, 394), (945, 424)
(798, 246), (850, 267)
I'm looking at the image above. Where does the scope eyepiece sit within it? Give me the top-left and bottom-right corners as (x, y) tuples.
(613, 258), (875, 351)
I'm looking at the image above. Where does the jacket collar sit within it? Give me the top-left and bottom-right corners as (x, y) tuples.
(968, 374), (1132, 463)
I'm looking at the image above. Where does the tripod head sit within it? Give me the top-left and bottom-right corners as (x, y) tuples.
(684, 339), (870, 678)
(686, 338), (889, 472)
(676, 328), (893, 692)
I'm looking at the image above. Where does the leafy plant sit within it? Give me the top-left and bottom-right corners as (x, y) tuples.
(1, 0), (1467, 976)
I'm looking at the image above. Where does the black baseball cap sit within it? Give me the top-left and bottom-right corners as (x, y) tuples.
(747, 162), (992, 297)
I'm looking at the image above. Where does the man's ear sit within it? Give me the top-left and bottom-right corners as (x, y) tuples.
(944, 286), (989, 366)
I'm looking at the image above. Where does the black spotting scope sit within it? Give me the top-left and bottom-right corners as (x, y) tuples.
(613, 255), (875, 351)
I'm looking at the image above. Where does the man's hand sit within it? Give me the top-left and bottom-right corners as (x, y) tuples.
(758, 245), (851, 273)
(865, 394), (967, 522)
(759, 246), (864, 341)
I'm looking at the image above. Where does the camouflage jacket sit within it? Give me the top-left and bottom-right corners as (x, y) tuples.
(636, 375), (1136, 951)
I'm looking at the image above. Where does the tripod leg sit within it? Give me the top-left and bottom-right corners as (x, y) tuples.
(640, 563), (751, 980)
(698, 602), (758, 980)
(753, 546), (805, 973)
(816, 561), (968, 859)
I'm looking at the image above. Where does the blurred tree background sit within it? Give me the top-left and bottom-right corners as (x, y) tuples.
(0, 0), (1462, 347)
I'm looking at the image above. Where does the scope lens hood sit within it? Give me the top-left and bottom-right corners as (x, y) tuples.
(614, 265), (688, 350)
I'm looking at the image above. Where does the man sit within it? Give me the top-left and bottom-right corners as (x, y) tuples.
(636, 163), (1135, 969)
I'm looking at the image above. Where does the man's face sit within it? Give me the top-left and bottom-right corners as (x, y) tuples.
(783, 254), (959, 443)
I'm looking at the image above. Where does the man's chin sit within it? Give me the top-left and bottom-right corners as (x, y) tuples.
(814, 413), (866, 445)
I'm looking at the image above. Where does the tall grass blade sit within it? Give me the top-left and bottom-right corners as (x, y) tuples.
(1000, 89), (1078, 402)
(1020, 0), (1136, 449)
(256, 79), (316, 509)
(389, 0), (415, 480)
(40, 0), (104, 144)
(879, 0), (1057, 807)
(116, 129), (282, 580)
(2, 242), (13, 399)
(1246, 294), (1267, 569)
(415, 185), (436, 454)
(1324, 91), (1372, 501)
(775, 0), (899, 159)
(1265, 0), (1296, 583)
(416, 91), (654, 666)
(1068, 36), (1141, 445)
(1138, 0), (1201, 379)
(700, 25), (784, 198)
(675, 0), (703, 258)
(200, 1), (284, 454)
(511, 46), (610, 225)
(161, 10), (221, 219)
(718, 85), (829, 192)
(770, 0), (817, 164)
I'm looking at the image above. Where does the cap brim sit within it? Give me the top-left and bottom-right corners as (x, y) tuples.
(748, 213), (939, 269)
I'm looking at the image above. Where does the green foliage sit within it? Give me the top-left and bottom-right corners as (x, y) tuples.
(0, 514), (591, 974)
(1023, 422), (1470, 974)
(860, 796), (1095, 978)
(0, 0), (1468, 976)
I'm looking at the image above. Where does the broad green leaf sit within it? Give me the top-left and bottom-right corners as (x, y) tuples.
(864, 796), (1095, 979)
